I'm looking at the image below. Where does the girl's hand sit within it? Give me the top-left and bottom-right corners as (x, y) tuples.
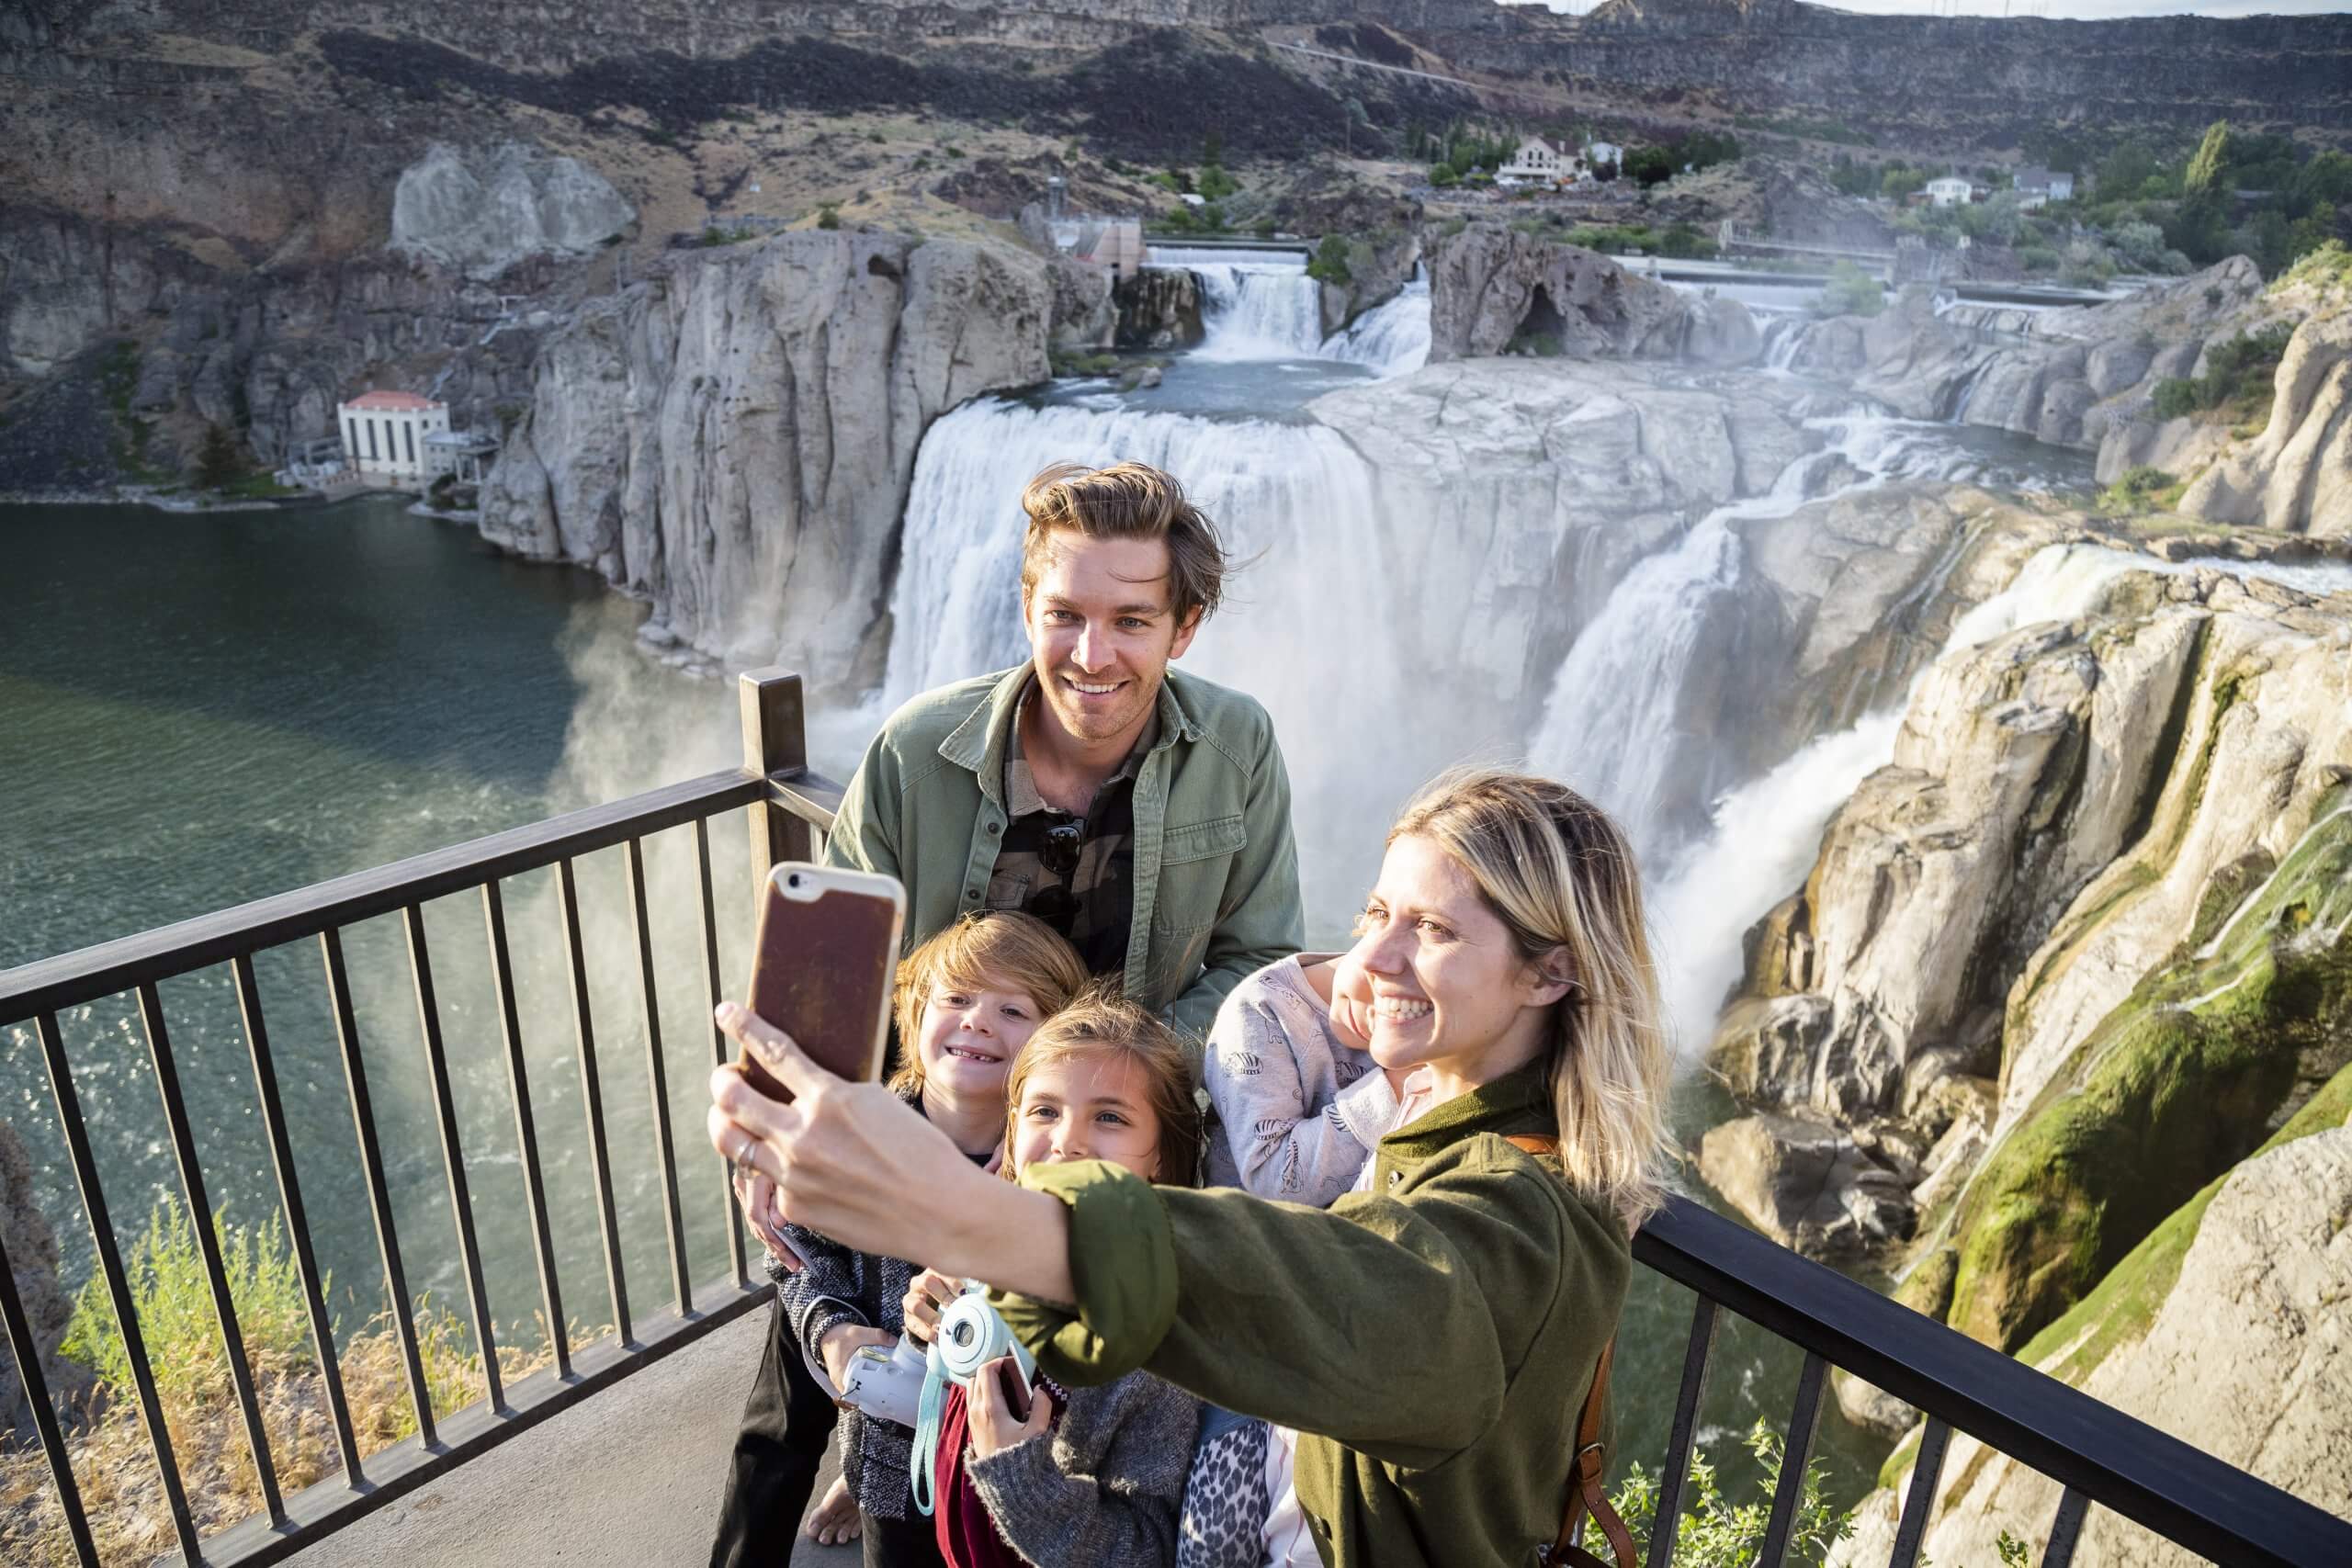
(901, 1269), (960, 1346)
(967, 1357), (1053, 1460)
(818, 1322), (897, 1393)
(1326, 953), (1374, 1052)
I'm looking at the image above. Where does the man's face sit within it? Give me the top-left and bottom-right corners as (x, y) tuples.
(1023, 530), (1200, 748)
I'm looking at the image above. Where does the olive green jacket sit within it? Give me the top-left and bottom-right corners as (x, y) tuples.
(997, 1062), (1632, 1568)
(820, 663), (1304, 1040)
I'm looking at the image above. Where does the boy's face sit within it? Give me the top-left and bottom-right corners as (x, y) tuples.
(1012, 1053), (1161, 1179)
(914, 981), (1044, 1103)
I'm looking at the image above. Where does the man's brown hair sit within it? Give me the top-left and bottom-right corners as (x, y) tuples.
(1018, 460), (1229, 629)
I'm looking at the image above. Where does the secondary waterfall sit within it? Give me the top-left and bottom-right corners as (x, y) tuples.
(1525, 414), (2054, 862)
(1145, 249), (1430, 377)
(1325, 270), (1431, 378)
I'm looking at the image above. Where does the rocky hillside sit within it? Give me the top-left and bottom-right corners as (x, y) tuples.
(477, 231), (1054, 695)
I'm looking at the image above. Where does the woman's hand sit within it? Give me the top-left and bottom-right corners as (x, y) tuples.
(707, 1002), (1077, 1304)
(966, 1357), (1054, 1460)
(901, 1269), (960, 1346)
(817, 1321), (898, 1393)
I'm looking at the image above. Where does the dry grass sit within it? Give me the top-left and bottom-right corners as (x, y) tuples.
(0, 1201), (559, 1567)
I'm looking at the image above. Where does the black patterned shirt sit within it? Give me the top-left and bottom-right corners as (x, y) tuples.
(986, 682), (1156, 978)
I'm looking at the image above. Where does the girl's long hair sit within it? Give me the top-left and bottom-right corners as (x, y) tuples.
(1388, 768), (1674, 1227)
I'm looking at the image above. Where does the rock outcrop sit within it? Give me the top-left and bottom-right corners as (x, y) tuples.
(389, 141), (634, 283)
(2178, 312), (2352, 539)
(1113, 268), (1204, 350)
(1, 1118), (89, 1438)
(1836, 1113), (2352, 1568)
(1427, 227), (1760, 367)
(476, 230), (1052, 694)
(1713, 546), (2352, 1353)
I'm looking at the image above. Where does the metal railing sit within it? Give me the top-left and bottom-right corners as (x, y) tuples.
(0, 669), (839, 1568)
(5, 667), (2349, 1567)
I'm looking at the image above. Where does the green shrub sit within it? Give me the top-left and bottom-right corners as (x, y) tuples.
(1430, 164), (1460, 188)
(1306, 234), (1353, 288)
(1814, 260), (1886, 318)
(2098, 465), (2183, 513)
(1611, 1420), (1853, 1567)
(2152, 320), (2295, 423)
(817, 205), (842, 231)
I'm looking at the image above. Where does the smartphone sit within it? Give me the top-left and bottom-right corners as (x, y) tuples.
(993, 1356), (1034, 1423)
(741, 862), (906, 1099)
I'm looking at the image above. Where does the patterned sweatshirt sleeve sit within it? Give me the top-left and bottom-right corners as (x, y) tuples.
(774, 1222), (867, 1364)
(1204, 977), (1392, 1206)
(966, 1372), (1201, 1568)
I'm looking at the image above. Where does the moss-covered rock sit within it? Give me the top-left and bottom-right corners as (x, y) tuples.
(1943, 786), (2352, 1350)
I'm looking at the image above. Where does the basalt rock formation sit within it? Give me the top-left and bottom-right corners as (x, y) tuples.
(476, 231), (1052, 694)
(1428, 227), (1758, 367)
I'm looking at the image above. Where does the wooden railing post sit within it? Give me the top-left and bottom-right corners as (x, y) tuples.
(740, 668), (815, 893)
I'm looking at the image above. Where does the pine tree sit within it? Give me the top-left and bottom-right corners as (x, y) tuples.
(194, 423), (243, 491)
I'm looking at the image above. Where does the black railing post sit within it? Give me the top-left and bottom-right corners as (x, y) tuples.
(739, 669), (814, 886)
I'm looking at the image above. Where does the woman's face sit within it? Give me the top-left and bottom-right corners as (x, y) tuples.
(1011, 1052), (1162, 1179)
(1340, 833), (1565, 1089)
(914, 980), (1045, 1102)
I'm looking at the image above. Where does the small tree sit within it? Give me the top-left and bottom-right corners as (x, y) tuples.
(817, 205), (842, 231)
(1306, 234), (1353, 287)
(2185, 119), (2233, 199)
(194, 422), (243, 491)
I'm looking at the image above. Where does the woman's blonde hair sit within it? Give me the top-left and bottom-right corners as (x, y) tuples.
(1001, 990), (1203, 1187)
(887, 912), (1090, 1096)
(1387, 768), (1674, 1227)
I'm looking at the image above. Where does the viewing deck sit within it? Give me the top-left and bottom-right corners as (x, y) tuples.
(4, 671), (2348, 1568)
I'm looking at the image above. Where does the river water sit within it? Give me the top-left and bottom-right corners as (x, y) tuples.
(6, 265), (2109, 1516)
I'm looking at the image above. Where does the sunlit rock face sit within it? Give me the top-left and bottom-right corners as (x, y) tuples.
(390, 141), (635, 283)
(476, 231), (1052, 694)
(1426, 226), (1761, 367)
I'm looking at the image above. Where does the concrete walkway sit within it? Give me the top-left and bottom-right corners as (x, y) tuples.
(296, 1310), (858, 1567)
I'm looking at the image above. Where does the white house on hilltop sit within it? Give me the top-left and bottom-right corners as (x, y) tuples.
(1499, 135), (1576, 184)
(1925, 175), (1974, 208)
(2012, 164), (2075, 209)
(340, 390), (447, 482)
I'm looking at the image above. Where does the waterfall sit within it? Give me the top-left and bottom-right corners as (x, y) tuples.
(1762, 315), (1809, 372)
(1143, 251), (1430, 377)
(1179, 262), (1326, 361)
(1324, 271), (1431, 378)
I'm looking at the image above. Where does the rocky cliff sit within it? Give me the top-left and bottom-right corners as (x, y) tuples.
(1428, 226), (1758, 367)
(476, 231), (1052, 694)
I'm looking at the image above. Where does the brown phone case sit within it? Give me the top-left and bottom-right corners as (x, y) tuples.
(741, 863), (906, 1100)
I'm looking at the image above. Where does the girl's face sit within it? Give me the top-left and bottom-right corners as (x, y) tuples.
(1011, 1052), (1162, 1179)
(915, 980), (1046, 1101)
(1340, 833), (1567, 1089)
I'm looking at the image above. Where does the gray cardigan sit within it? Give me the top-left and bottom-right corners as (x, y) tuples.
(1201, 954), (1396, 1204)
(966, 1370), (1201, 1567)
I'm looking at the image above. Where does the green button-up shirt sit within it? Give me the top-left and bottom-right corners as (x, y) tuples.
(997, 1061), (1632, 1568)
(820, 663), (1304, 1040)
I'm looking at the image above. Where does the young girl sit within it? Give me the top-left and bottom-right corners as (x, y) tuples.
(902, 995), (1204, 1568)
(774, 911), (1089, 1568)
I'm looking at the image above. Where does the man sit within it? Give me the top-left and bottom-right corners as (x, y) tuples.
(710, 458), (1303, 1567)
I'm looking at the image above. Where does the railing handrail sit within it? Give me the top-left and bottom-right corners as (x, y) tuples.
(1636, 1195), (2352, 1568)
(0, 766), (843, 1025)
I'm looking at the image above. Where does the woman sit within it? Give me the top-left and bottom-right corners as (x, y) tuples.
(718, 770), (1673, 1568)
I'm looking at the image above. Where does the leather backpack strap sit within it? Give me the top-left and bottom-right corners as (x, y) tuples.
(1500, 1134), (1640, 1568)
